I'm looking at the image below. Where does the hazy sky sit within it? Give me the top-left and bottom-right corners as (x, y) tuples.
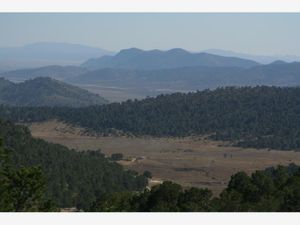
(1, 13), (300, 55)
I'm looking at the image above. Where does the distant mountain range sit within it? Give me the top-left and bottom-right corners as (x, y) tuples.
(2, 47), (300, 102)
(0, 42), (114, 72)
(81, 48), (260, 70)
(0, 65), (88, 82)
(70, 61), (300, 90)
(203, 49), (300, 64)
(0, 77), (108, 107)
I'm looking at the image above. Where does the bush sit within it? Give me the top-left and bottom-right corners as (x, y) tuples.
(143, 171), (152, 179)
(111, 153), (124, 161)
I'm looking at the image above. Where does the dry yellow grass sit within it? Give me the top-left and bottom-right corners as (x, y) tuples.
(28, 120), (300, 195)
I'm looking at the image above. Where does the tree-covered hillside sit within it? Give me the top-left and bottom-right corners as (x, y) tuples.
(0, 138), (58, 212)
(0, 120), (147, 210)
(2, 86), (300, 150)
(0, 77), (108, 107)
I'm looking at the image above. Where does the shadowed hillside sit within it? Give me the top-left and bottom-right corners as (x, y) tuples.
(81, 48), (259, 70)
(0, 77), (108, 107)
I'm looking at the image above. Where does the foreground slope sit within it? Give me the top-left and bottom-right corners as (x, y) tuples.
(90, 164), (300, 212)
(0, 119), (147, 209)
(0, 77), (108, 107)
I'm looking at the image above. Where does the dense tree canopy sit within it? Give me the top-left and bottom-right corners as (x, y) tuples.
(0, 138), (57, 212)
(0, 120), (148, 210)
(2, 86), (300, 150)
(111, 153), (124, 161)
(90, 181), (214, 212)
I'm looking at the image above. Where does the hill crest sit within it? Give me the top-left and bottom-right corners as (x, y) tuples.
(81, 48), (260, 70)
(0, 77), (108, 107)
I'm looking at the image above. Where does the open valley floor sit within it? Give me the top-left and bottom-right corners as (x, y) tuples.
(27, 120), (300, 195)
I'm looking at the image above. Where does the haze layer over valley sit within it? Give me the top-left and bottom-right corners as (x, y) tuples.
(2, 46), (300, 102)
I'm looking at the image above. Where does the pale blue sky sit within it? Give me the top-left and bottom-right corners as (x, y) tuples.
(0, 13), (300, 55)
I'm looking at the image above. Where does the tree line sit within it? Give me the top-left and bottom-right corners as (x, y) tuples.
(2, 86), (300, 150)
(90, 164), (300, 212)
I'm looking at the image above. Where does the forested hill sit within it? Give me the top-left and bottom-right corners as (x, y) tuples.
(2, 86), (300, 150)
(0, 120), (147, 210)
(0, 77), (108, 107)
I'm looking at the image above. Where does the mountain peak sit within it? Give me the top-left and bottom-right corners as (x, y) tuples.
(117, 48), (144, 56)
(82, 48), (259, 70)
(166, 48), (190, 54)
(270, 60), (287, 65)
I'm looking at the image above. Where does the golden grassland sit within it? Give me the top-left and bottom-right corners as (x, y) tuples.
(27, 120), (300, 194)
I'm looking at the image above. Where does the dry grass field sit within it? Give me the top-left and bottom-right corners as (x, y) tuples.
(27, 120), (300, 195)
